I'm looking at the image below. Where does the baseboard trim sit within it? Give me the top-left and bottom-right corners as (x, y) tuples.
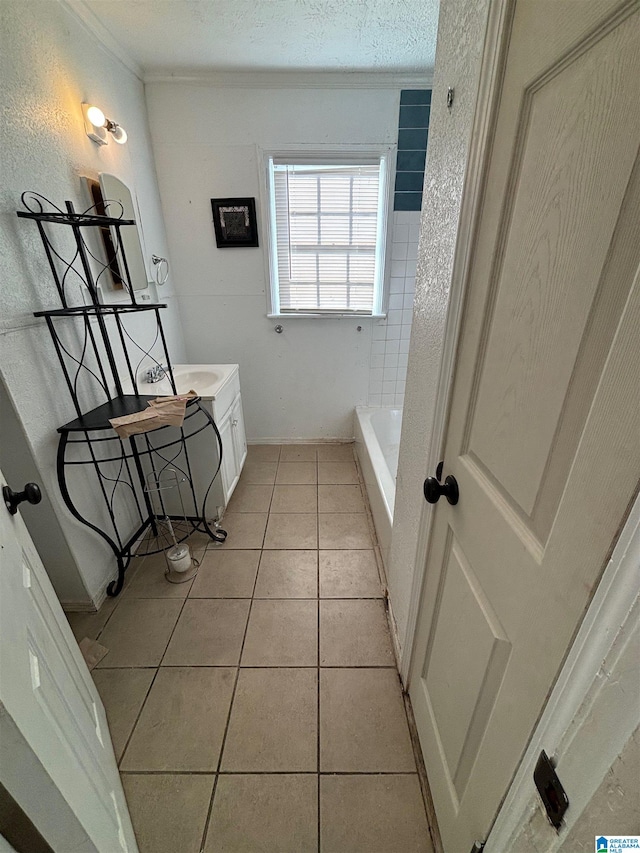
(403, 690), (445, 853)
(386, 596), (405, 682)
(247, 438), (355, 445)
(62, 573), (114, 612)
(61, 599), (98, 613)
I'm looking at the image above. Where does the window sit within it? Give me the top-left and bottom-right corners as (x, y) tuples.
(266, 154), (390, 316)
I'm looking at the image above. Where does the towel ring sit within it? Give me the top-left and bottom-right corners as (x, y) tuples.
(151, 254), (169, 286)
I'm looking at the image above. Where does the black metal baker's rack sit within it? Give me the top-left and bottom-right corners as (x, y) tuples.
(18, 193), (226, 596)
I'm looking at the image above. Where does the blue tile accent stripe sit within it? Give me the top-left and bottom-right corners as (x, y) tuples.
(397, 128), (428, 151)
(396, 150), (426, 172)
(394, 192), (423, 211)
(395, 171), (424, 193)
(395, 89), (431, 211)
(399, 105), (431, 129)
(400, 90), (432, 106)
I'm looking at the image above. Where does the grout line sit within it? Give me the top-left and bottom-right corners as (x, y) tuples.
(92, 591), (125, 645)
(157, 595), (192, 667)
(105, 593), (391, 603)
(198, 507), (264, 852)
(99, 664), (397, 670)
(119, 769), (420, 776)
(116, 666), (160, 769)
(116, 590), (193, 767)
(115, 595), (388, 601)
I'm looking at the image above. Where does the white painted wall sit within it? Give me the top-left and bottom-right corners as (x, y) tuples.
(387, 0), (492, 652)
(557, 728), (639, 851)
(0, 0), (185, 606)
(0, 378), (82, 602)
(504, 702), (639, 851)
(145, 81), (414, 440)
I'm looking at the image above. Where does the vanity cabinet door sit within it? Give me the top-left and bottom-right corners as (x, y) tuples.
(230, 394), (247, 474)
(217, 412), (236, 503)
(218, 394), (246, 504)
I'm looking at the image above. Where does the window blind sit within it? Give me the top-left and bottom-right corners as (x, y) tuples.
(269, 159), (385, 314)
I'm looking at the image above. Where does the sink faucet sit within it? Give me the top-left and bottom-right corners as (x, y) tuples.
(145, 364), (167, 383)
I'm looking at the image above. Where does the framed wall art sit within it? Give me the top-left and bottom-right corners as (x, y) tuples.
(211, 197), (259, 248)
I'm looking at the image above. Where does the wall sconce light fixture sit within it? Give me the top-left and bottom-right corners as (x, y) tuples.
(82, 103), (128, 146)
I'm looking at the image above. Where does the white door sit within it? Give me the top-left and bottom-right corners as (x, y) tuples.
(0, 470), (137, 852)
(408, 2), (640, 851)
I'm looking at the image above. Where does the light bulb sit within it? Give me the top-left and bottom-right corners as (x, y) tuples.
(111, 124), (127, 144)
(86, 105), (106, 127)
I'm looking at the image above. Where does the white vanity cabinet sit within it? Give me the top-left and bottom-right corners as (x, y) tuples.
(210, 366), (247, 505)
(134, 362), (246, 517)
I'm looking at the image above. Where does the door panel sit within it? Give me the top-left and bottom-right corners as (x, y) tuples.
(0, 469), (137, 852)
(231, 395), (247, 470)
(409, 2), (640, 850)
(218, 412), (235, 502)
(467, 13), (639, 517)
(423, 534), (511, 802)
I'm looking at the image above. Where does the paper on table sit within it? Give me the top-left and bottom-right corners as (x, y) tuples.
(109, 391), (197, 438)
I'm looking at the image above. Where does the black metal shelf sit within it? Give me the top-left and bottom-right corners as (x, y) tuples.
(35, 303), (167, 318)
(58, 395), (160, 433)
(17, 210), (136, 227)
(18, 192), (227, 597)
(18, 191), (145, 309)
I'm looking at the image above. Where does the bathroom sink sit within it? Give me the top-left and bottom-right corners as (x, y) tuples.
(174, 369), (223, 391)
(134, 363), (238, 400)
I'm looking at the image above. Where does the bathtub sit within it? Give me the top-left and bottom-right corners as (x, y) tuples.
(354, 407), (403, 573)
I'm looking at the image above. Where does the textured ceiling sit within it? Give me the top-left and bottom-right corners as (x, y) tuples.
(73, 0), (440, 74)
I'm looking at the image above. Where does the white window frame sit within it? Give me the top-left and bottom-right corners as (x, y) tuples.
(260, 145), (395, 318)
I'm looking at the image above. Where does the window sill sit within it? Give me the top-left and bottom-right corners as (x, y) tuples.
(267, 313), (387, 320)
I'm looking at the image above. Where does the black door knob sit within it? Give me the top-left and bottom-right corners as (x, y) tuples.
(3, 482), (42, 516)
(423, 473), (459, 505)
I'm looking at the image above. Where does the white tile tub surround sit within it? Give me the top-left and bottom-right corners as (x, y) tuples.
(354, 407), (403, 573)
(369, 211), (420, 406)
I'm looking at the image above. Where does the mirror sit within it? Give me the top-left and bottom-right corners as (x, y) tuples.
(82, 173), (150, 295)
(98, 173), (149, 292)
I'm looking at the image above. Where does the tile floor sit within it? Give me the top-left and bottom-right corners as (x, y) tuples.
(67, 443), (433, 853)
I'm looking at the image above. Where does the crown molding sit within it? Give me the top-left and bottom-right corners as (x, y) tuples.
(54, 3), (432, 90)
(58, 0), (144, 81)
(143, 70), (433, 89)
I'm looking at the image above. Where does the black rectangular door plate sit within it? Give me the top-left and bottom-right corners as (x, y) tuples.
(534, 750), (569, 829)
